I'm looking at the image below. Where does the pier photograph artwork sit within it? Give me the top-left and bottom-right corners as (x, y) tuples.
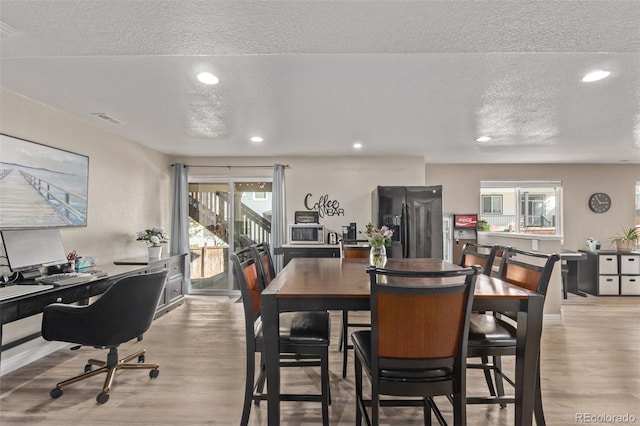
(0, 134), (89, 229)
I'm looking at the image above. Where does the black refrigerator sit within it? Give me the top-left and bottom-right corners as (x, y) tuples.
(371, 186), (443, 259)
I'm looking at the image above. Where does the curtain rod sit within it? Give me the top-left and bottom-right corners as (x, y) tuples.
(171, 164), (290, 169)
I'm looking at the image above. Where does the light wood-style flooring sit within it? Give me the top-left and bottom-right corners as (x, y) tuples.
(1, 294), (639, 425)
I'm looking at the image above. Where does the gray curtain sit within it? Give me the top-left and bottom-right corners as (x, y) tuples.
(272, 164), (286, 273)
(171, 163), (191, 291)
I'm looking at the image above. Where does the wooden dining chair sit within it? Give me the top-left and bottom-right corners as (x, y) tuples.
(352, 264), (481, 425)
(339, 239), (371, 378)
(249, 242), (276, 285)
(466, 247), (560, 423)
(231, 248), (331, 426)
(459, 242), (500, 276)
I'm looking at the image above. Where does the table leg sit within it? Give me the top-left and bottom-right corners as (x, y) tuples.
(261, 292), (280, 425)
(566, 260), (588, 297)
(515, 295), (544, 426)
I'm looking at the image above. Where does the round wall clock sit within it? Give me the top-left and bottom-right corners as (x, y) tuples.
(588, 192), (611, 213)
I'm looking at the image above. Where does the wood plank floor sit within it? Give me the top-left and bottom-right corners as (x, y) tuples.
(1, 294), (638, 425)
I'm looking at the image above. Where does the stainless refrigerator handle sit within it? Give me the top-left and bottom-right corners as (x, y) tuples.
(402, 203), (409, 258)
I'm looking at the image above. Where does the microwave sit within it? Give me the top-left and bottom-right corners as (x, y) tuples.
(289, 224), (325, 244)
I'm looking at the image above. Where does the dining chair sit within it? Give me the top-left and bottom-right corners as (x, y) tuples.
(352, 264), (481, 425)
(466, 247), (560, 423)
(249, 242), (276, 285)
(339, 239), (371, 378)
(231, 247), (331, 426)
(459, 242), (500, 276)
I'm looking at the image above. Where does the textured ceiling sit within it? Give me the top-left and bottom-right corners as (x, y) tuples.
(1, 0), (639, 163)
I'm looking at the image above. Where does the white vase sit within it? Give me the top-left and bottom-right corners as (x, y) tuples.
(148, 245), (162, 259)
(369, 245), (387, 268)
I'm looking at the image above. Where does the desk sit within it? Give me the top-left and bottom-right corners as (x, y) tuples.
(262, 258), (543, 426)
(561, 250), (588, 297)
(0, 254), (186, 364)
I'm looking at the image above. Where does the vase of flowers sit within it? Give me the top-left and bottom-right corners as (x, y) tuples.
(361, 223), (393, 268)
(136, 226), (169, 259)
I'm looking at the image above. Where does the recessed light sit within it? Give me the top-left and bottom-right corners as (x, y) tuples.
(476, 136), (491, 142)
(197, 72), (219, 85)
(250, 136), (263, 143)
(581, 70), (610, 83)
(353, 142), (363, 149)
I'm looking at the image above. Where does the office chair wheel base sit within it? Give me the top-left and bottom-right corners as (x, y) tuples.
(149, 368), (159, 379)
(138, 354), (145, 363)
(84, 364), (92, 373)
(50, 388), (63, 399)
(96, 392), (110, 404)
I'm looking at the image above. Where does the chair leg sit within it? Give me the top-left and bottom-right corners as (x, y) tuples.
(321, 348), (330, 426)
(342, 311), (349, 378)
(480, 355), (498, 397)
(493, 355), (507, 408)
(355, 354), (363, 426)
(452, 391), (466, 426)
(339, 311), (346, 352)
(241, 347), (255, 426)
(423, 397), (432, 426)
(534, 357), (546, 426)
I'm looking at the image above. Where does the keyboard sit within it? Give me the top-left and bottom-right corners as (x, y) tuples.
(36, 271), (108, 286)
(0, 284), (55, 301)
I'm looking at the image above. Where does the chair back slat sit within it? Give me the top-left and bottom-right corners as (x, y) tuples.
(498, 247), (561, 295)
(368, 266), (480, 369)
(460, 242), (499, 276)
(341, 240), (370, 259)
(377, 291), (467, 359)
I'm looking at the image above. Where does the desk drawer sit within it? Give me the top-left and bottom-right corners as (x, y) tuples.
(167, 256), (184, 279)
(166, 275), (183, 303)
(621, 276), (640, 295)
(598, 276), (619, 295)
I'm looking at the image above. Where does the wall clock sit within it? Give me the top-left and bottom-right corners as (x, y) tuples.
(588, 192), (611, 213)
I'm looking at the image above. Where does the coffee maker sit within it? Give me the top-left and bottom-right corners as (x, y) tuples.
(342, 222), (357, 241)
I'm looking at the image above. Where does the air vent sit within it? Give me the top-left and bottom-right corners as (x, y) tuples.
(0, 21), (18, 37)
(91, 113), (124, 125)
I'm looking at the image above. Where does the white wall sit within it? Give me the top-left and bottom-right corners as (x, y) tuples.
(0, 89), (174, 375)
(174, 155), (426, 238)
(426, 164), (639, 251)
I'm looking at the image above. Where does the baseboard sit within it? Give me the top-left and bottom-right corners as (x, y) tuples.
(0, 340), (69, 377)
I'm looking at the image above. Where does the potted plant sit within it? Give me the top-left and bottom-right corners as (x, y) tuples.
(610, 226), (639, 251)
(136, 226), (169, 258)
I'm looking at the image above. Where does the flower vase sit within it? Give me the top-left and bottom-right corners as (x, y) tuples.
(148, 245), (162, 259)
(369, 245), (387, 268)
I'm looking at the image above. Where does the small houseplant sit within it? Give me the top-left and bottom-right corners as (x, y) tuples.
(137, 226), (169, 258)
(361, 223), (394, 267)
(610, 226), (639, 251)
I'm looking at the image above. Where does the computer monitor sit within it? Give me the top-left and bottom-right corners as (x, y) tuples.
(1, 229), (67, 276)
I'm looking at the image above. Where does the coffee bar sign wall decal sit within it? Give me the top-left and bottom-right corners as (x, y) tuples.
(303, 193), (344, 217)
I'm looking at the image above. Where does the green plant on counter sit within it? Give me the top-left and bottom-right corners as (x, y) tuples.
(609, 226), (639, 250)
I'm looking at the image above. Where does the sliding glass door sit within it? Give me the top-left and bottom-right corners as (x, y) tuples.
(188, 179), (272, 294)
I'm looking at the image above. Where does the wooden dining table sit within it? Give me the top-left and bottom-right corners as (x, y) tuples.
(261, 257), (544, 426)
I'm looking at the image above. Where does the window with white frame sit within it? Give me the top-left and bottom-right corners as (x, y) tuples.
(480, 181), (562, 235)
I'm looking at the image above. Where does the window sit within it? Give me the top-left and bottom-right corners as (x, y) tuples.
(480, 181), (562, 235)
(482, 195), (503, 214)
(253, 192), (267, 200)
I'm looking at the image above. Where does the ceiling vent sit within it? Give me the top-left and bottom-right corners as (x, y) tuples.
(91, 113), (124, 125)
(0, 21), (18, 37)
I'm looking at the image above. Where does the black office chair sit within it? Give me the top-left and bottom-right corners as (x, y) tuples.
(339, 239), (371, 378)
(41, 271), (168, 404)
(232, 247), (331, 426)
(352, 265), (481, 425)
(466, 247), (560, 423)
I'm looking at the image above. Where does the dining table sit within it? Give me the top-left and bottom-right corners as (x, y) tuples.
(261, 257), (544, 426)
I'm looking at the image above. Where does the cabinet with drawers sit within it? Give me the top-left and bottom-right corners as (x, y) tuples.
(114, 253), (186, 316)
(579, 250), (640, 296)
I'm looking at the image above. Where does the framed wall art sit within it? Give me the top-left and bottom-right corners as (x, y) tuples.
(0, 133), (89, 229)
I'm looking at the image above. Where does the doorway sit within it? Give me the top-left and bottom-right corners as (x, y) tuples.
(188, 180), (272, 294)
